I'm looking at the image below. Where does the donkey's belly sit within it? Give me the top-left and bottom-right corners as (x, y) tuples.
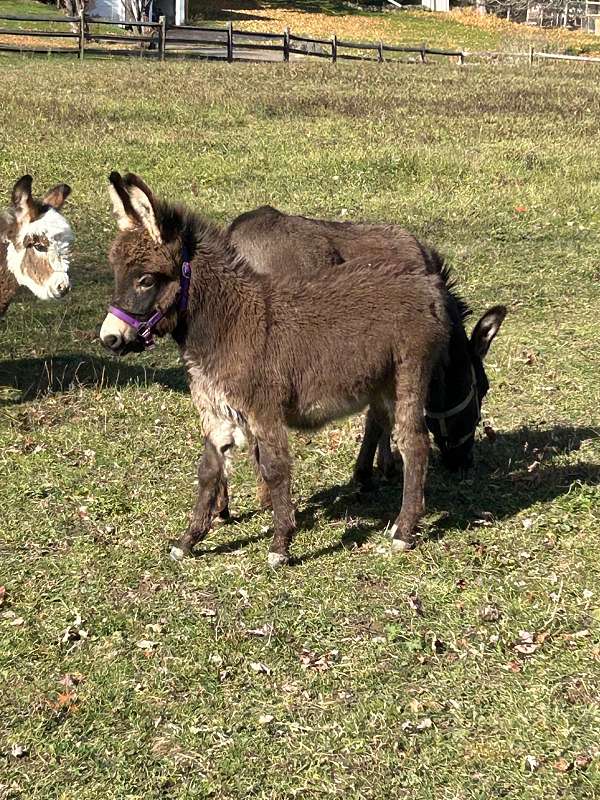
(285, 395), (368, 431)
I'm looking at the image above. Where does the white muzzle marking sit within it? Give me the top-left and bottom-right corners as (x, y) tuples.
(99, 311), (137, 349)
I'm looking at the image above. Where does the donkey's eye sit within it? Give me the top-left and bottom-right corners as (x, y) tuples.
(32, 243), (48, 253)
(137, 274), (156, 289)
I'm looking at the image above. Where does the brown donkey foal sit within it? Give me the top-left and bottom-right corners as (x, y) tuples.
(100, 173), (501, 567)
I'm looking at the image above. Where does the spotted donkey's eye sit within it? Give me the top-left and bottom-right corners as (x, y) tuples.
(137, 274), (156, 289)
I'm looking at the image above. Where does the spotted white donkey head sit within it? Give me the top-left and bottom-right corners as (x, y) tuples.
(1, 175), (74, 300)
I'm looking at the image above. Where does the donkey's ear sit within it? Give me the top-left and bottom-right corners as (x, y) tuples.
(108, 171), (139, 231)
(122, 173), (162, 244)
(471, 305), (507, 359)
(11, 175), (34, 223)
(43, 183), (71, 210)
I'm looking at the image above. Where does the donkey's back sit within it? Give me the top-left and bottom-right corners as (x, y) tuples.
(228, 205), (431, 276)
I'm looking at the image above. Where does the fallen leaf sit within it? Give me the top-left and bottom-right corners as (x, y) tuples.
(246, 623), (274, 637)
(525, 755), (540, 772)
(10, 616), (24, 626)
(11, 744), (27, 759)
(249, 661), (272, 676)
(574, 753), (592, 770)
(553, 757), (572, 772)
(506, 660), (522, 672)
(145, 623), (162, 634)
(136, 640), (158, 650)
(58, 673), (83, 689)
(480, 604), (501, 622)
(514, 630), (540, 655)
(199, 608), (216, 617)
(61, 613), (88, 644)
(299, 649), (339, 671)
(258, 714), (274, 725)
(0, 586), (6, 606)
(56, 691), (77, 708)
(407, 594), (424, 616)
(515, 204), (528, 213)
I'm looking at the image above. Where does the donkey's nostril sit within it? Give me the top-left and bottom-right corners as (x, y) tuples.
(103, 334), (121, 351)
(57, 282), (70, 297)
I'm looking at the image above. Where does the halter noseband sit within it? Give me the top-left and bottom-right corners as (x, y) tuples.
(425, 365), (480, 449)
(108, 256), (192, 350)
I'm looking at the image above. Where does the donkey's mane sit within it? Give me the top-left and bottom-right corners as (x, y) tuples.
(421, 244), (471, 324)
(156, 200), (249, 274)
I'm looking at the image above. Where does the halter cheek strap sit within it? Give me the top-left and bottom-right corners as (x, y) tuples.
(425, 365), (480, 449)
(108, 256), (192, 351)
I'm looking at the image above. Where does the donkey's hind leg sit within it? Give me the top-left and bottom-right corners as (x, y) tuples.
(248, 433), (272, 510)
(255, 425), (295, 569)
(376, 432), (399, 480)
(170, 418), (235, 560)
(388, 374), (430, 552)
(354, 404), (392, 491)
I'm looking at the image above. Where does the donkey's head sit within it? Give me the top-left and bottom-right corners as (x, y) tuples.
(100, 172), (189, 355)
(1, 175), (73, 300)
(426, 305), (506, 473)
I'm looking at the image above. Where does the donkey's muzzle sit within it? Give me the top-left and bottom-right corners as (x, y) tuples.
(101, 335), (145, 356)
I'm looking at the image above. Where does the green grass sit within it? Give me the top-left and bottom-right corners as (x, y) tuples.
(0, 0), (69, 30)
(1, 59), (600, 799)
(188, 1), (600, 54)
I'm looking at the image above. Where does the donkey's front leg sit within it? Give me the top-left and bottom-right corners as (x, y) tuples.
(389, 396), (430, 552)
(255, 426), (295, 569)
(170, 434), (231, 560)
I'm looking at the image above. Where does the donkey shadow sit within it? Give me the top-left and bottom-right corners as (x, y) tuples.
(292, 423), (599, 564)
(0, 352), (187, 405)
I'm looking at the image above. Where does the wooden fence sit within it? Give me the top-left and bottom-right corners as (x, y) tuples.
(1, 12), (600, 66)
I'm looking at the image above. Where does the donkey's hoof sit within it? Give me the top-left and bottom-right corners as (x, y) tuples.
(390, 538), (413, 553)
(170, 544), (190, 561)
(267, 551), (289, 570)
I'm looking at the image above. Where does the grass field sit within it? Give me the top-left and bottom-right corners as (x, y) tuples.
(1, 58), (600, 799)
(189, 1), (600, 54)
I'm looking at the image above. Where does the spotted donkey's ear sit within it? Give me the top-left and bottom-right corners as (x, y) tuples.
(43, 184), (71, 210)
(122, 172), (162, 245)
(11, 175), (34, 224)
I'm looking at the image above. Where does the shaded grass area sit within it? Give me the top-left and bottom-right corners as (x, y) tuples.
(1, 60), (600, 798)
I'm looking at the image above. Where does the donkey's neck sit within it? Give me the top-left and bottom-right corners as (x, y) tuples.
(429, 319), (472, 411)
(177, 216), (267, 369)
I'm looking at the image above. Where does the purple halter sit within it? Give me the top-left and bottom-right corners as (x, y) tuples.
(108, 257), (192, 350)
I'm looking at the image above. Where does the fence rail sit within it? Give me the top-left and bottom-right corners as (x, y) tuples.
(1, 13), (600, 67)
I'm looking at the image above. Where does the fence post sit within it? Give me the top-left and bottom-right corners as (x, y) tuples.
(159, 15), (166, 61)
(528, 44), (534, 66)
(459, 51), (465, 65)
(420, 46), (426, 64)
(227, 20), (233, 62)
(79, 9), (85, 60)
(378, 41), (384, 63)
(283, 26), (290, 62)
(332, 33), (337, 63)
